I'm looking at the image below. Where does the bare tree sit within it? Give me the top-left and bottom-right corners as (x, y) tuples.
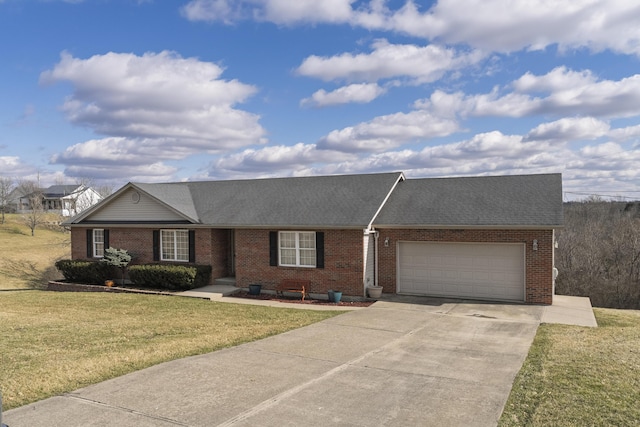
(95, 184), (113, 199)
(18, 180), (45, 236)
(0, 176), (15, 224)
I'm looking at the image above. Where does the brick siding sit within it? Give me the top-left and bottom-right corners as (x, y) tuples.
(235, 229), (364, 296)
(71, 227), (231, 285)
(71, 226), (555, 303)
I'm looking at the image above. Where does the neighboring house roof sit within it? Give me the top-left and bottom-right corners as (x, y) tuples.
(66, 172), (564, 229)
(43, 185), (83, 198)
(374, 173), (563, 228)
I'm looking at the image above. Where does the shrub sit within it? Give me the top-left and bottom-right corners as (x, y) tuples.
(54, 259), (112, 284)
(128, 264), (211, 291)
(101, 247), (132, 285)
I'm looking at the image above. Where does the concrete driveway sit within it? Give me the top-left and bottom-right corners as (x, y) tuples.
(5, 298), (546, 426)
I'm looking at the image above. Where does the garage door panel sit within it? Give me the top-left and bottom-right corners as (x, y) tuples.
(398, 242), (524, 301)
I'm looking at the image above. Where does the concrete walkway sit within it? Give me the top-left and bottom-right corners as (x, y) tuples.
(5, 295), (596, 427)
(178, 285), (599, 326)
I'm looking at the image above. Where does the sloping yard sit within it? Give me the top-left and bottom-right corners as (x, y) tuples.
(0, 214), (69, 289)
(0, 291), (342, 410)
(500, 308), (640, 426)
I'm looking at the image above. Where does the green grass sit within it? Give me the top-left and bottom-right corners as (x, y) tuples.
(499, 308), (640, 426)
(0, 214), (70, 289)
(0, 291), (342, 410)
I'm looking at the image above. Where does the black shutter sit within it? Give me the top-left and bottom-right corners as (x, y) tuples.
(153, 230), (160, 261)
(189, 230), (196, 263)
(104, 230), (110, 251)
(316, 232), (324, 269)
(269, 231), (278, 266)
(86, 229), (93, 258)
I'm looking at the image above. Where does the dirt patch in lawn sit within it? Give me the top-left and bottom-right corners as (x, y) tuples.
(230, 291), (375, 307)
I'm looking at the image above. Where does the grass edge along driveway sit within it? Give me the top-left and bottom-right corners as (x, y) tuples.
(0, 291), (342, 410)
(499, 308), (640, 426)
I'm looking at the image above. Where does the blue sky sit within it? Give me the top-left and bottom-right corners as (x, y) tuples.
(2, 0), (640, 200)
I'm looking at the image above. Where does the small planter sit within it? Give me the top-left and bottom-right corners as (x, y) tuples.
(327, 290), (343, 303)
(248, 284), (262, 295)
(105, 280), (115, 288)
(367, 286), (383, 299)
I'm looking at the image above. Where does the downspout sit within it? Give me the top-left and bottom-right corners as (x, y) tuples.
(374, 230), (379, 287)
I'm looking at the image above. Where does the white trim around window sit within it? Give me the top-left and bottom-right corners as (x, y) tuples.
(279, 231), (316, 267)
(160, 229), (189, 262)
(93, 229), (104, 258)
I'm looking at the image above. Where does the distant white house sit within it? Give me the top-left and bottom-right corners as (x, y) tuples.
(16, 184), (103, 217)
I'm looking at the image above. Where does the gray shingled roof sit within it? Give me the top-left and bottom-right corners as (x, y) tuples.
(43, 185), (82, 197)
(134, 172), (404, 228)
(373, 173), (563, 227)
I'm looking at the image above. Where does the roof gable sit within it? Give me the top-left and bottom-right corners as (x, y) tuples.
(72, 185), (196, 224)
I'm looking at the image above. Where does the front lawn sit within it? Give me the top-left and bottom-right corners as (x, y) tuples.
(499, 308), (640, 426)
(0, 291), (342, 410)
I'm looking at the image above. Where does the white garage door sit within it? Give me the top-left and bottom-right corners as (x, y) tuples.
(398, 242), (525, 301)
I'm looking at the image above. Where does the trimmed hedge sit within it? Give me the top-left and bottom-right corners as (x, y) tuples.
(54, 259), (112, 285)
(128, 264), (212, 291)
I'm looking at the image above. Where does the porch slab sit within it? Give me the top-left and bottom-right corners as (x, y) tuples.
(176, 285), (239, 300)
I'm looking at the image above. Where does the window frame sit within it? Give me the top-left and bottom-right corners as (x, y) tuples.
(92, 229), (105, 258)
(278, 231), (317, 268)
(160, 229), (190, 262)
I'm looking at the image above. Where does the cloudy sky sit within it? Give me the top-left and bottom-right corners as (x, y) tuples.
(1, 0), (640, 200)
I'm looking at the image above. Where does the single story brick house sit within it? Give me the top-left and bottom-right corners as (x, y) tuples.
(64, 172), (563, 304)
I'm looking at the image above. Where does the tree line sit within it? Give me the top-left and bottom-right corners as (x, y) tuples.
(556, 199), (640, 309)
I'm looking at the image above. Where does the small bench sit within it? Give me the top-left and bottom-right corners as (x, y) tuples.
(275, 279), (310, 301)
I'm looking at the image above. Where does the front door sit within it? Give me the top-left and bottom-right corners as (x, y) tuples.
(228, 229), (236, 276)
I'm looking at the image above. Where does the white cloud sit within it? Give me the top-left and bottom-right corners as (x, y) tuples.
(50, 137), (182, 181)
(208, 143), (358, 178)
(180, 0), (245, 24)
(418, 67), (640, 120)
(512, 67), (596, 93)
(257, 0), (353, 24)
(317, 109), (460, 152)
(63, 162), (178, 183)
(182, 0), (640, 56)
(0, 156), (33, 176)
(42, 51), (265, 181)
(301, 83), (386, 107)
(182, 0), (354, 24)
(406, 0), (640, 55)
(524, 117), (610, 143)
(608, 124), (640, 142)
(296, 39), (482, 84)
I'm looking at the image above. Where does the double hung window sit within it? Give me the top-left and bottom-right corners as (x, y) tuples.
(160, 229), (189, 262)
(279, 231), (316, 267)
(93, 229), (104, 258)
